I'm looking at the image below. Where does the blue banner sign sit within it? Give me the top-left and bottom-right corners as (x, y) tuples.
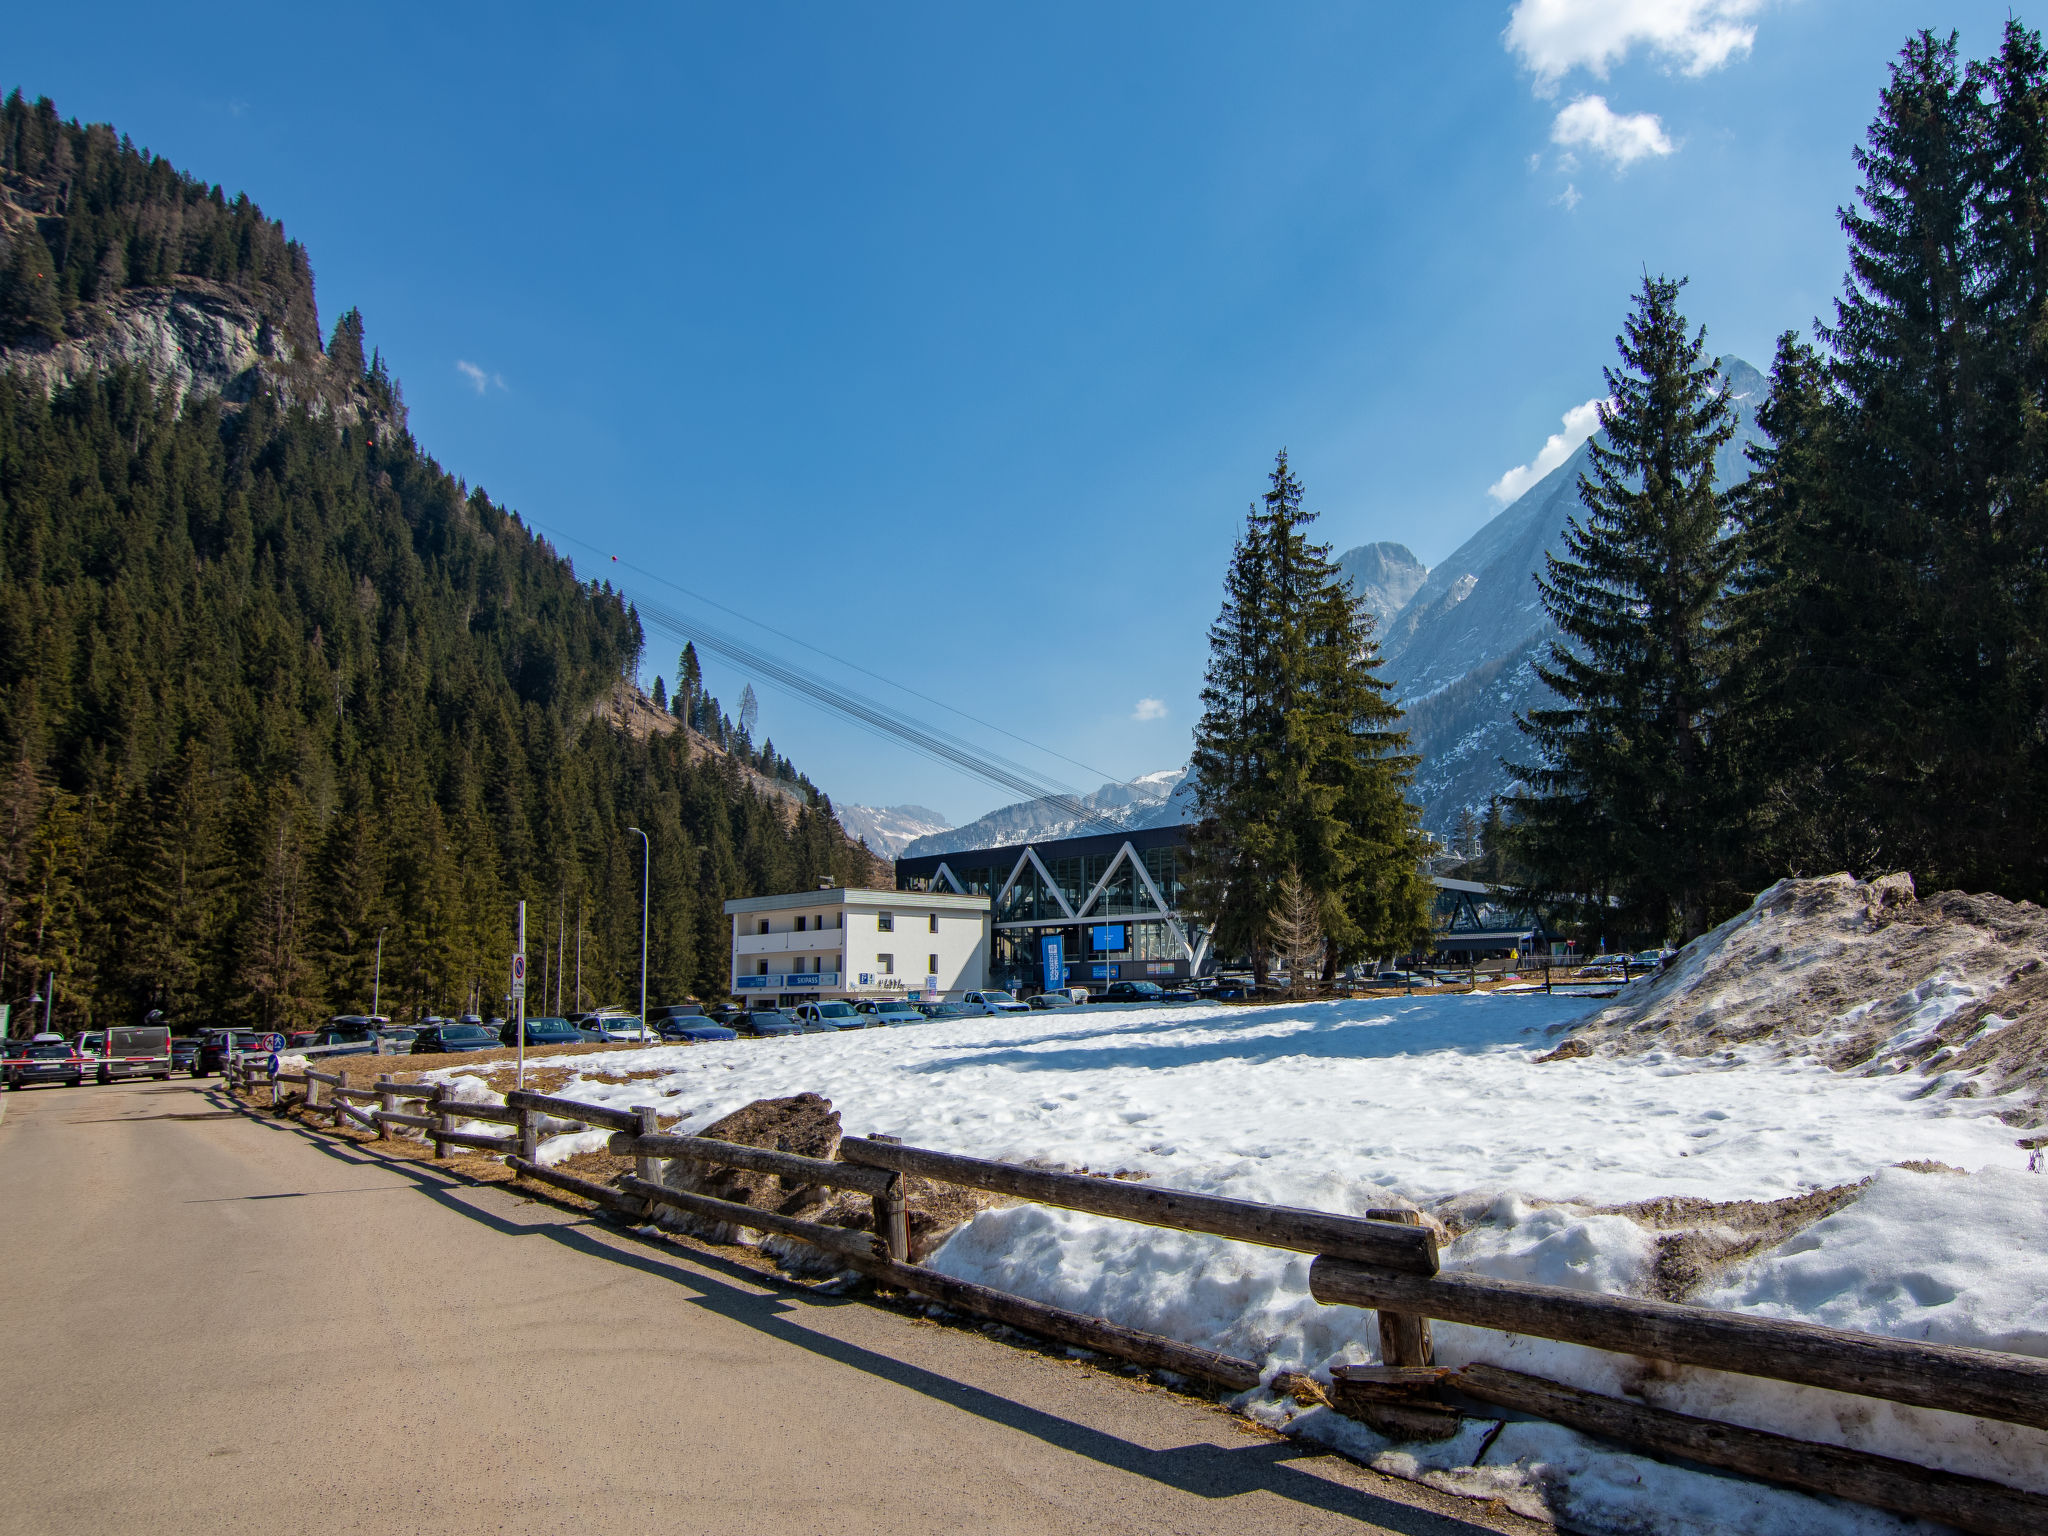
(1040, 934), (1066, 991)
(736, 975), (768, 989)
(1091, 924), (1126, 952)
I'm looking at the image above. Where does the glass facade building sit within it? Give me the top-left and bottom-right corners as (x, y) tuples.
(895, 825), (1201, 995)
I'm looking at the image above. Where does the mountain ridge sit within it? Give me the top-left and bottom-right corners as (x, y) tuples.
(1352, 354), (1769, 833)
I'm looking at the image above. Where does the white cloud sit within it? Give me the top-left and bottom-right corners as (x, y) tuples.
(456, 359), (506, 394)
(1506, 0), (1768, 89)
(1554, 182), (1583, 211)
(1488, 397), (1609, 505)
(1550, 95), (1674, 167)
(1132, 698), (1168, 722)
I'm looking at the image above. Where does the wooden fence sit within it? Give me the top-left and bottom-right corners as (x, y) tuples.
(226, 1056), (2047, 1536)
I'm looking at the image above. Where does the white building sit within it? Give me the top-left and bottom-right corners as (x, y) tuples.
(725, 886), (991, 1007)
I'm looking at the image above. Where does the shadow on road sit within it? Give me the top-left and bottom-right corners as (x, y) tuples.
(203, 1082), (1509, 1536)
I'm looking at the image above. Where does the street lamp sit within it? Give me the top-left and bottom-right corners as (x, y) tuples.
(372, 927), (387, 1018)
(628, 827), (649, 1029)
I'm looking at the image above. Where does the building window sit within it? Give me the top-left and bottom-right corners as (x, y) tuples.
(796, 915), (807, 932)
(928, 913), (938, 933)
(877, 912), (895, 933)
(927, 954), (938, 975)
(878, 953), (895, 973)
(758, 920), (769, 935)
(756, 960), (769, 976)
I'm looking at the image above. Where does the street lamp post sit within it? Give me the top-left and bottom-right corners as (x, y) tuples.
(372, 927), (387, 1018)
(628, 827), (649, 1030)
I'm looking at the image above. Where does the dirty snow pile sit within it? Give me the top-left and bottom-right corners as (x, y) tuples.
(416, 982), (2047, 1536)
(1567, 872), (2048, 1123)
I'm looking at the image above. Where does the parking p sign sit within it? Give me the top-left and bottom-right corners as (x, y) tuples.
(510, 951), (527, 1000)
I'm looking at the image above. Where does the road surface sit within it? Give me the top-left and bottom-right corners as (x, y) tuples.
(0, 1077), (1542, 1536)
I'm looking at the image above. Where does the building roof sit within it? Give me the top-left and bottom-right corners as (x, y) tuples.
(893, 822), (1190, 875)
(724, 886), (990, 916)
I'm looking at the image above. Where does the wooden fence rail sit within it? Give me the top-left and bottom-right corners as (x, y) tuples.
(1309, 1256), (2048, 1432)
(838, 1135), (1440, 1275)
(219, 1067), (2048, 1535)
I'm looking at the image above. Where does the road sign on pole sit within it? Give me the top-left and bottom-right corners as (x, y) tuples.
(510, 951), (527, 999)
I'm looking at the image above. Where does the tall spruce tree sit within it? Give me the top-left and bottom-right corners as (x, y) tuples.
(1732, 25), (2048, 898)
(1187, 452), (1430, 980)
(1511, 276), (1743, 942)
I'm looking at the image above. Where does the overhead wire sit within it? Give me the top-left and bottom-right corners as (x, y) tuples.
(623, 590), (1127, 835)
(528, 518), (1124, 787)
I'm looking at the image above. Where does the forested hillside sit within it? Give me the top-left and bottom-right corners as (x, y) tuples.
(0, 93), (876, 1035)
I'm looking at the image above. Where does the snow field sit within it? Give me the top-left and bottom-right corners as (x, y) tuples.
(420, 994), (2048, 1535)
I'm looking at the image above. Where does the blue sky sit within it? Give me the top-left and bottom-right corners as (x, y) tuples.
(9, 2), (2033, 823)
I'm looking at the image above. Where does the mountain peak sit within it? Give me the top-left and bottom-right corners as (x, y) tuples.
(1335, 541), (1429, 625)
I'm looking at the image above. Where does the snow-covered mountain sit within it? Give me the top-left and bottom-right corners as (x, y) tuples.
(901, 769), (1195, 857)
(837, 803), (954, 858)
(1337, 541), (1428, 626)
(1354, 355), (1767, 835)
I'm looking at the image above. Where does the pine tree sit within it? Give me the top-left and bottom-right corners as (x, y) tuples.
(1270, 868), (1325, 998)
(1188, 452), (1431, 980)
(1511, 276), (1744, 942)
(677, 644), (702, 720)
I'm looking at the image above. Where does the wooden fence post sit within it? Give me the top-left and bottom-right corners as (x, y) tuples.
(633, 1105), (660, 1184)
(431, 1084), (450, 1159)
(518, 1103), (538, 1163)
(305, 1068), (321, 1113)
(377, 1076), (396, 1141)
(873, 1173), (909, 1263)
(627, 1104), (660, 1219)
(1367, 1209), (1434, 1368)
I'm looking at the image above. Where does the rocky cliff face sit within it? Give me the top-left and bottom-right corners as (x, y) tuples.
(0, 128), (396, 432)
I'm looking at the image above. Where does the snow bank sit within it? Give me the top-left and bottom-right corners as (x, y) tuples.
(1568, 874), (2048, 1123)
(411, 993), (2044, 1535)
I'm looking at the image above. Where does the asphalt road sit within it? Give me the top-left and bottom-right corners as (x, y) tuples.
(0, 1077), (1543, 1536)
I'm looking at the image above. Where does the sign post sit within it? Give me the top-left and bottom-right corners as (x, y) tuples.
(511, 902), (528, 1091)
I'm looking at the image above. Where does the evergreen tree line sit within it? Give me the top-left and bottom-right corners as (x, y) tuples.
(656, 650), (809, 787)
(1, 91), (318, 350)
(0, 352), (870, 1037)
(1186, 452), (1434, 979)
(1510, 23), (2048, 944)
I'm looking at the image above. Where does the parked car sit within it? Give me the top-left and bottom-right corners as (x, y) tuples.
(7, 1041), (83, 1090)
(194, 1029), (261, 1077)
(733, 1008), (802, 1038)
(1373, 970), (1439, 989)
(589, 1016), (658, 1044)
(1098, 980), (1169, 1004)
(296, 1021), (381, 1055)
(657, 1016), (739, 1043)
(97, 1022), (174, 1082)
(498, 1016), (594, 1048)
(375, 1026), (419, 1051)
(915, 1002), (973, 1020)
(410, 1022), (501, 1054)
(170, 1037), (201, 1073)
(1026, 992), (1078, 1009)
(958, 990), (1029, 1015)
(75, 1032), (104, 1062)
(855, 1000), (925, 1025)
(792, 1002), (864, 1032)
